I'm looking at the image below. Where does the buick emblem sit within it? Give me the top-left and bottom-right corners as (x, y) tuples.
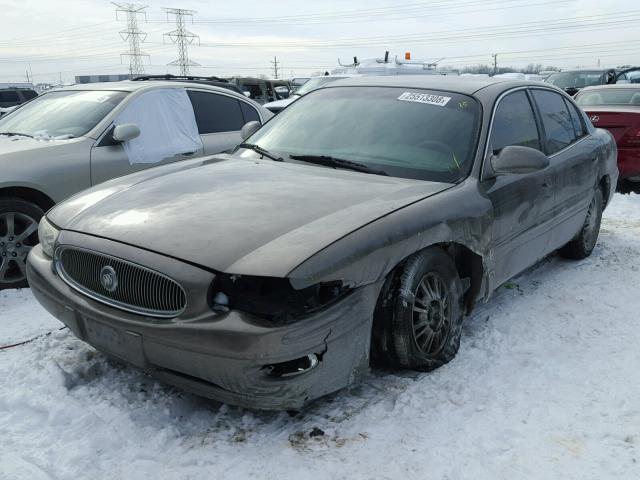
(590, 115), (599, 123)
(100, 265), (118, 292)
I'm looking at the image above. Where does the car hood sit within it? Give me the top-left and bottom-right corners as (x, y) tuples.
(49, 155), (452, 278)
(0, 135), (84, 155)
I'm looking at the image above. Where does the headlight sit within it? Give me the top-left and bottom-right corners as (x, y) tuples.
(38, 217), (60, 258)
(209, 273), (350, 324)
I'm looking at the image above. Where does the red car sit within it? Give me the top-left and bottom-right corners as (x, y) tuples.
(576, 84), (640, 189)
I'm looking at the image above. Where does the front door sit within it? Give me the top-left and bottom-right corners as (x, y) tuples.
(480, 89), (554, 288)
(90, 88), (204, 186)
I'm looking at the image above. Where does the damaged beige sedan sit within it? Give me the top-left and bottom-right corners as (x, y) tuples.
(28, 76), (617, 410)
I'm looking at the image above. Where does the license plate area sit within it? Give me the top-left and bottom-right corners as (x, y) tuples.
(83, 318), (146, 367)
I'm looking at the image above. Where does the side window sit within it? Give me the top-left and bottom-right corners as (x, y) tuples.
(564, 98), (587, 139)
(531, 90), (576, 154)
(240, 101), (260, 123)
(490, 90), (541, 154)
(21, 90), (38, 101)
(187, 91), (245, 134)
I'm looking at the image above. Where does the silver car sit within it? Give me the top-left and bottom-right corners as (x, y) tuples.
(0, 80), (272, 288)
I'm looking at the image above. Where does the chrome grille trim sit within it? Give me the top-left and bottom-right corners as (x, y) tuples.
(54, 246), (187, 318)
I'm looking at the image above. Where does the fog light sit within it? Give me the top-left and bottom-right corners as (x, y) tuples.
(263, 354), (319, 378)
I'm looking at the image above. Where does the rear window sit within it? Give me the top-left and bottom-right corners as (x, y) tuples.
(531, 89), (576, 154)
(576, 89), (640, 106)
(546, 71), (604, 89)
(187, 91), (245, 134)
(21, 90), (38, 100)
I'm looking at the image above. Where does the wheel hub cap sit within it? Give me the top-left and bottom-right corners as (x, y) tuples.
(412, 273), (451, 355)
(0, 212), (39, 284)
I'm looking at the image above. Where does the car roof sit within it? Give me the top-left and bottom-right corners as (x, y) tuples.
(53, 80), (248, 97)
(325, 75), (549, 96)
(579, 84), (640, 91)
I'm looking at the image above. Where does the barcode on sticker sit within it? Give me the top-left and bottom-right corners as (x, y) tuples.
(397, 92), (451, 106)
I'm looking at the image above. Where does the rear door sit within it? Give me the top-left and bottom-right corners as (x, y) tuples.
(530, 88), (596, 249)
(481, 89), (554, 287)
(187, 90), (260, 154)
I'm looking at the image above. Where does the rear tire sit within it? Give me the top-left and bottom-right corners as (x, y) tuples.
(372, 247), (464, 371)
(0, 198), (44, 289)
(559, 188), (603, 260)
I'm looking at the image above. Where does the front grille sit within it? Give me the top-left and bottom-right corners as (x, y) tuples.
(55, 246), (186, 318)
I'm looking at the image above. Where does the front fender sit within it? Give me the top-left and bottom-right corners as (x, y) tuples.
(288, 179), (493, 292)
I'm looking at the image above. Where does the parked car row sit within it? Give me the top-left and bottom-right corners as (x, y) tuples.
(16, 75), (618, 410)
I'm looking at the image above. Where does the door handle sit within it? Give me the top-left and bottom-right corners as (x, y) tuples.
(181, 151), (197, 156)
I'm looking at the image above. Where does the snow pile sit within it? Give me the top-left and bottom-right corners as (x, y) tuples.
(1, 194), (639, 480)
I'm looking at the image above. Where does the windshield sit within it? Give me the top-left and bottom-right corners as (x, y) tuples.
(576, 88), (640, 106)
(295, 76), (347, 96)
(0, 90), (128, 139)
(546, 71), (604, 89)
(246, 86), (480, 182)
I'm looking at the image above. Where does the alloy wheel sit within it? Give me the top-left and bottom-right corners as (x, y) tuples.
(411, 272), (452, 355)
(0, 212), (39, 284)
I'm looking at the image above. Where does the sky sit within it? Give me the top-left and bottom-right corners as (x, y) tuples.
(0, 0), (639, 84)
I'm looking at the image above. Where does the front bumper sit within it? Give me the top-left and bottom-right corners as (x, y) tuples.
(27, 235), (379, 411)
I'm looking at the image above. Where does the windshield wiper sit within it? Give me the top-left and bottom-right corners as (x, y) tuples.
(289, 154), (388, 176)
(0, 132), (33, 138)
(238, 143), (284, 162)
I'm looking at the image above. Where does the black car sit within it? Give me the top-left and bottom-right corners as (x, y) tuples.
(28, 76), (618, 410)
(227, 77), (292, 104)
(0, 87), (38, 109)
(545, 69), (628, 96)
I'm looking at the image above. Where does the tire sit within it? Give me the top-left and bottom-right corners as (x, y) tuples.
(559, 188), (603, 260)
(372, 247), (464, 372)
(0, 198), (44, 289)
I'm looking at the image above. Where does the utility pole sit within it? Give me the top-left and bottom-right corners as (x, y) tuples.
(113, 2), (149, 77)
(271, 56), (280, 79)
(492, 53), (498, 76)
(164, 8), (200, 76)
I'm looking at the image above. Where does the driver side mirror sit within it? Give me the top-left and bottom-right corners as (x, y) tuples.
(240, 121), (261, 141)
(112, 123), (140, 142)
(490, 145), (549, 175)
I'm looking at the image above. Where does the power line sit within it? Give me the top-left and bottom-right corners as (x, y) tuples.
(113, 2), (149, 77)
(163, 8), (199, 76)
(186, 11), (640, 49)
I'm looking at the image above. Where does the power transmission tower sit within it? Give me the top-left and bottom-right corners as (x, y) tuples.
(163, 8), (200, 76)
(492, 53), (498, 76)
(113, 2), (149, 77)
(271, 56), (280, 79)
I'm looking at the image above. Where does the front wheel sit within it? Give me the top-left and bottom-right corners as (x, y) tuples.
(0, 198), (44, 289)
(373, 247), (464, 371)
(559, 188), (603, 260)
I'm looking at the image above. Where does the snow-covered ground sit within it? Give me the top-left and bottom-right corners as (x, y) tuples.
(1, 194), (639, 480)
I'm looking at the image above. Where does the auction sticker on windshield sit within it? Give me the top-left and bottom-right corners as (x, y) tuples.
(397, 92), (452, 106)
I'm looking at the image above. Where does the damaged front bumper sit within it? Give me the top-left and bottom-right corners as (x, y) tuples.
(27, 236), (380, 411)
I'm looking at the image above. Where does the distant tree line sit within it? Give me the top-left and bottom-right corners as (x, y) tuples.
(459, 63), (561, 75)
